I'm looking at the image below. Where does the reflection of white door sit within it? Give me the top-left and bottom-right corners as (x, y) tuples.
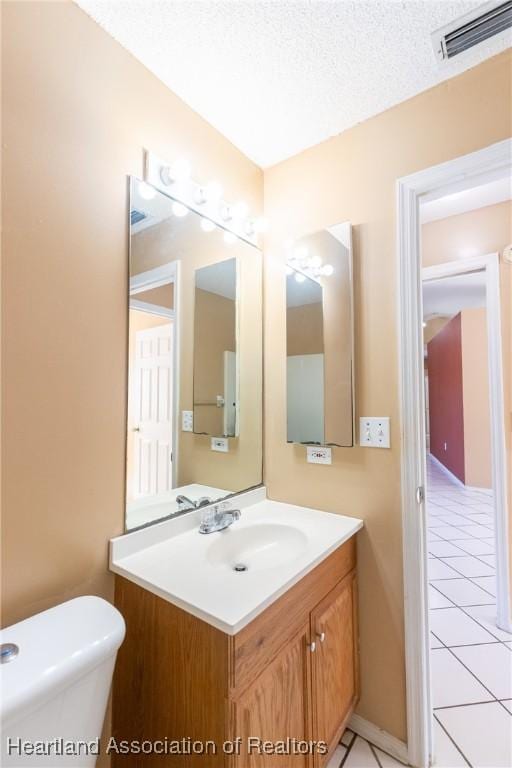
(132, 323), (173, 499)
(223, 350), (237, 437)
(287, 354), (325, 444)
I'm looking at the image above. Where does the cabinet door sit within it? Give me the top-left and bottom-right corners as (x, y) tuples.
(232, 625), (313, 767)
(310, 571), (358, 759)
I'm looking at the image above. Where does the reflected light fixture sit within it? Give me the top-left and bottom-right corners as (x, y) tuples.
(223, 231), (237, 245)
(138, 181), (156, 200)
(201, 218), (216, 232)
(295, 272), (306, 283)
(172, 201), (188, 217)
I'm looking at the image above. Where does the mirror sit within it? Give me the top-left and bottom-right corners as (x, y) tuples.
(126, 178), (262, 530)
(193, 258), (238, 437)
(286, 222), (354, 447)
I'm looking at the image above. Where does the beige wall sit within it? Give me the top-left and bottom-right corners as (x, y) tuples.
(193, 288), (236, 438)
(263, 51), (512, 741)
(1, 0), (262, 628)
(461, 308), (492, 489)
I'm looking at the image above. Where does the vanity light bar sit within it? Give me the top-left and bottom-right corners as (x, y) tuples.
(144, 150), (263, 247)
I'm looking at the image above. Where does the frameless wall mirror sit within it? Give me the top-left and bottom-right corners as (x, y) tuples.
(286, 222), (354, 447)
(193, 258), (238, 438)
(126, 177), (262, 531)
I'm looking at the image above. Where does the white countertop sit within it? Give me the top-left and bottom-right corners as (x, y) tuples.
(110, 488), (363, 635)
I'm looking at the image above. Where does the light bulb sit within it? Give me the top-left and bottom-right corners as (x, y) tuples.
(172, 202), (188, 218)
(322, 264), (334, 276)
(295, 272), (306, 283)
(422, 321), (427, 328)
(309, 254), (322, 269)
(254, 217), (269, 233)
(206, 181), (223, 201)
(223, 231), (237, 245)
(201, 218), (216, 232)
(233, 201), (249, 219)
(294, 246), (308, 263)
(220, 203), (232, 222)
(138, 181), (156, 200)
(170, 158), (191, 182)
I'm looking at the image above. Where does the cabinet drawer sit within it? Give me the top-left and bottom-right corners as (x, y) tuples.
(231, 538), (356, 695)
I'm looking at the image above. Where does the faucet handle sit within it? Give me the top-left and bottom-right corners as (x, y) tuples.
(200, 505), (217, 527)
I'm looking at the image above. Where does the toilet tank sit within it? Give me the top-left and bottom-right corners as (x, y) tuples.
(0, 596), (125, 767)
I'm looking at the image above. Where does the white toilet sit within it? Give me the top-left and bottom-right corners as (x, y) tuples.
(0, 596), (125, 767)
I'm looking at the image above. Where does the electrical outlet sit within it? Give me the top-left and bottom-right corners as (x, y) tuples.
(306, 446), (332, 465)
(360, 417), (390, 448)
(182, 410), (193, 432)
(211, 437), (229, 453)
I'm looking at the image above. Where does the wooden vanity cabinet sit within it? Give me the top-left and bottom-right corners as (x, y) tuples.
(113, 537), (359, 768)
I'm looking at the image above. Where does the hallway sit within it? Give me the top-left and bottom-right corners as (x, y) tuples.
(427, 456), (511, 767)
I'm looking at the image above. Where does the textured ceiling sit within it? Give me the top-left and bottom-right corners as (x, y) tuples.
(76, 1), (511, 167)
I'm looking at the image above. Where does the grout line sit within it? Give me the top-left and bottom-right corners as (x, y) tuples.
(339, 732), (357, 768)
(369, 743), (383, 768)
(444, 645), (500, 702)
(433, 713), (472, 768)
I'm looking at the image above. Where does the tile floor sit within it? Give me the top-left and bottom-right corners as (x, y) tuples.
(327, 456), (511, 768)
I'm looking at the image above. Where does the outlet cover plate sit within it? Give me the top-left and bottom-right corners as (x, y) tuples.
(182, 410), (193, 432)
(306, 446), (332, 465)
(211, 437), (229, 453)
(360, 417), (390, 448)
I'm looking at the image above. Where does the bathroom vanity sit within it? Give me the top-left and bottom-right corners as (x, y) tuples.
(110, 492), (362, 767)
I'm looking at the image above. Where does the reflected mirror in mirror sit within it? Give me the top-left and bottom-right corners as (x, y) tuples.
(193, 259), (238, 437)
(286, 222), (354, 447)
(126, 178), (262, 531)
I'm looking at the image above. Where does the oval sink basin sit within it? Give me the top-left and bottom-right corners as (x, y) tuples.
(206, 523), (308, 572)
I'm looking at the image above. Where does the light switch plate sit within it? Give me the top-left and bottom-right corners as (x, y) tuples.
(182, 410), (193, 432)
(211, 437), (229, 453)
(360, 417), (390, 448)
(306, 446), (332, 465)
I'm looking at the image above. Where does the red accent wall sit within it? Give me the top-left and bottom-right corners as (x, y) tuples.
(427, 313), (465, 483)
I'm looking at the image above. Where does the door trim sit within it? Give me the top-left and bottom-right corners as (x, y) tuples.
(396, 138), (511, 768)
(129, 261), (180, 490)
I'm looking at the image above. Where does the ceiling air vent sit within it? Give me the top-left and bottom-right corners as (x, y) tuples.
(432, 0), (512, 62)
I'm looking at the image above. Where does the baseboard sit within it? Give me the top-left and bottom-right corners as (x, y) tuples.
(428, 453), (465, 489)
(348, 714), (409, 765)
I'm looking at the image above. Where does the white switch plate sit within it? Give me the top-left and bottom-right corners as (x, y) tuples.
(306, 446), (332, 465)
(360, 417), (390, 448)
(211, 437), (229, 453)
(182, 410), (193, 432)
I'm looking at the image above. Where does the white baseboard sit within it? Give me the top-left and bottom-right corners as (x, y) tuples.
(348, 714), (409, 765)
(428, 453), (465, 489)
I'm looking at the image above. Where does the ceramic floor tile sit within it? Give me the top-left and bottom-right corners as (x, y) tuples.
(428, 541), (468, 558)
(431, 632), (445, 649)
(430, 578), (495, 607)
(429, 607), (497, 647)
(438, 555), (495, 578)
(465, 513), (494, 525)
(436, 514), (473, 526)
(341, 729), (355, 748)
(452, 643), (512, 699)
(450, 539), (494, 556)
(431, 648), (493, 708)
(501, 700), (512, 714)
(435, 702), (512, 768)
(459, 524), (494, 538)
(432, 527), (476, 541)
(326, 744), (347, 768)
(373, 747), (407, 766)
(477, 554), (496, 568)
(428, 559), (464, 580)
(429, 585), (454, 609)
(431, 719), (469, 767)
(462, 605), (512, 641)
(343, 736), (379, 767)
(471, 576), (497, 597)
(429, 531), (442, 542)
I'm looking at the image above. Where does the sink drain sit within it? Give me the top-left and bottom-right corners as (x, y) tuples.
(233, 563), (248, 572)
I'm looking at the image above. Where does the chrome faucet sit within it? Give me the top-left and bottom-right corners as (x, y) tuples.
(176, 494), (212, 512)
(199, 502), (241, 534)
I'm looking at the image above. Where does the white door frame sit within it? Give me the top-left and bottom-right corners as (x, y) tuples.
(129, 261), (180, 488)
(396, 138), (511, 768)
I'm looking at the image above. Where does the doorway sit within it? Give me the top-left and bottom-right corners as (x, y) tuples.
(397, 139), (511, 768)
